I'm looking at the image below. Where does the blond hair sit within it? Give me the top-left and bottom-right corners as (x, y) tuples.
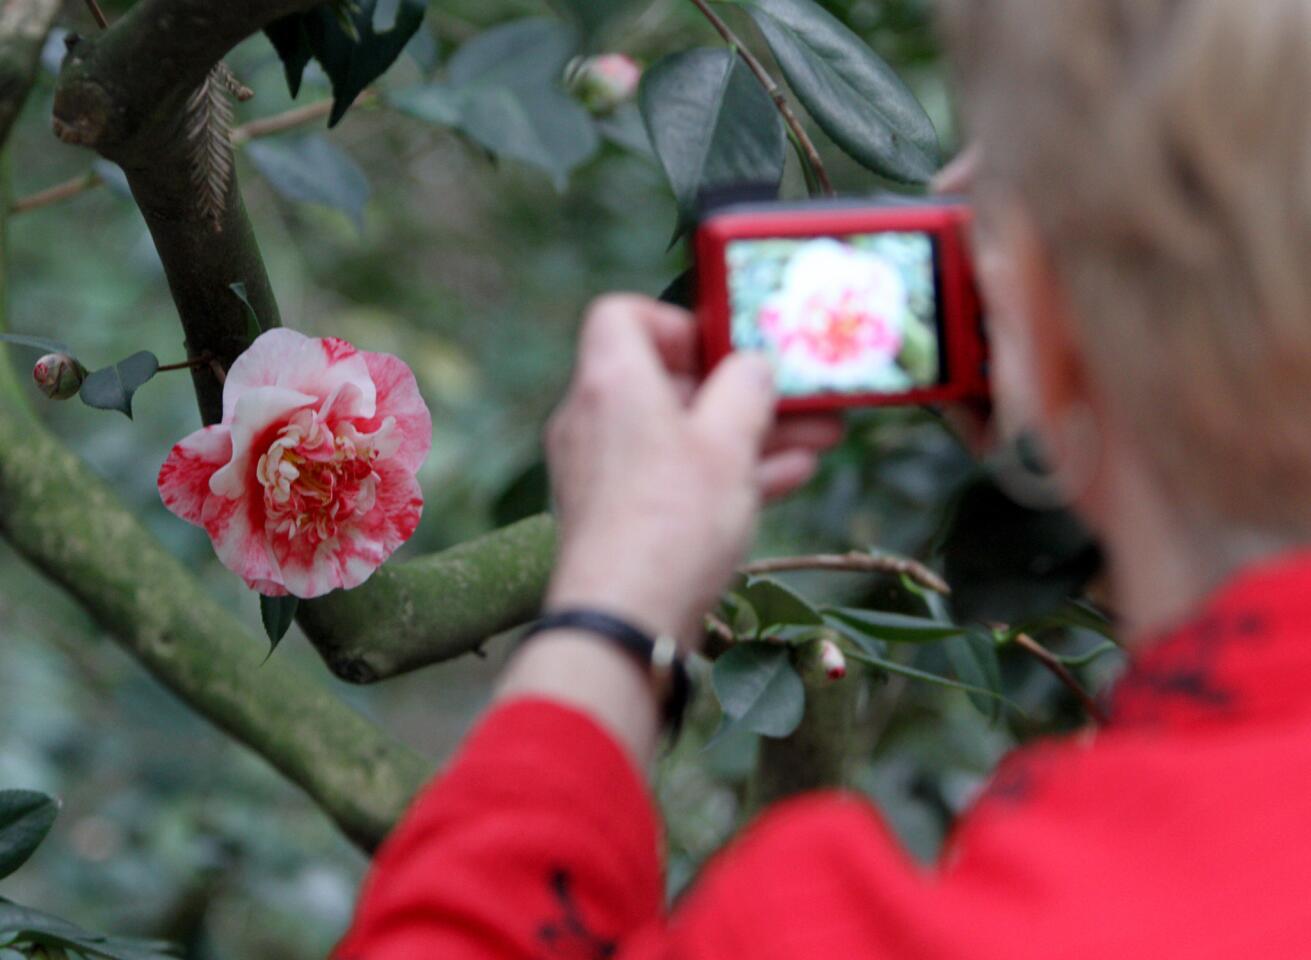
(942, 0), (1311, 536)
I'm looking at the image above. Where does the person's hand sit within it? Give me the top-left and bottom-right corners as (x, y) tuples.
(544, 295), (842, 645)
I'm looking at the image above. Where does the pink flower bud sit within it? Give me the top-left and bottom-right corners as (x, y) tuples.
(32, 353), (86, 400)
(819, 638), (847, 681)
(570, 54), (643, 114)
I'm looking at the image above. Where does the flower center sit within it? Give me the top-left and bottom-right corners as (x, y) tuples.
(256, 409), (395, 545)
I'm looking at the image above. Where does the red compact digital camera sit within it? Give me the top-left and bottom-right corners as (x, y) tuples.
(695, 198), (987, 414)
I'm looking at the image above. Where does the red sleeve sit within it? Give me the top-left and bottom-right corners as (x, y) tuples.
(333, 698), (665, 960)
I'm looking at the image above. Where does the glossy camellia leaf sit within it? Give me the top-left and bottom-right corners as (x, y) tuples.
(0, 791), (57, 880)
(640, 48), (786, 236)
(0, 899), (177, 959)
(266, 0), (426, 125)
(712, 642), (806, 739)
(247, 135), (371, 232)
(740, 0), (939, 183)
(260, 595), (300, 653)
(78, 351), (159, 419)
(390, 19), (598, 190)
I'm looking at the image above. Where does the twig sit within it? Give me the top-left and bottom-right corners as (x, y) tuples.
(11, 93), (375, 216)
(83, 0), (109, 29)
(157, 356), (212, 373)
(740, 551), (950, 595)
(1011, 631), (1108, 725)
(686, 0), (835, 196)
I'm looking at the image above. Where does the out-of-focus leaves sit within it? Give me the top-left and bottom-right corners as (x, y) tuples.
(0, 791), (57, 880)
(0, 334), (69, 354)
(0, 899), (178, 959)
(547, 0), (649, 48)
(266, 0), (426, 124)
(825, 607), (965, 646)
(741, 0), (939, 183)
(492, 460), (550, 527)
(942, 478), (1103, 625)
(247, 135), (372, 232)
(639, 48), (785, 237)
(78, 351), (159, 419)
(92, 160), (132, 199)
(390, 18), (599, 190)
(740, 578), (823, 631)
(711, 643), (805, 739)
(842, 645), (1022, 713)
(597, 103), (654, 157)
(944, 629), (1004, 721)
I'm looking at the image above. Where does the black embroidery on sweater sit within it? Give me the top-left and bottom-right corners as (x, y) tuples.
(537, 867), (617, 960)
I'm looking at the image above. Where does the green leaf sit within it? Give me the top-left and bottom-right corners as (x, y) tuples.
(596, 103), (654, 157)
(77, 352), (159, 419)
(0, 334), (70, 354)
(824, 607), (966, 646)
(739, 577), (823, 631)
(0, 792), (57, 880)
(264, 16), (314, 98)
(1056, 641), (1121, 669)
(740, 0), (939, 183)
(246, 135), (371, 232)
(229, 282), (263, 343)
(841, 646), (1024, 714)
(268, 0), (426, 125)
(711, 643), (805, 739)
(640, 48), (786, 236)
(0, 899), (177, 959)
(945, 629), (1005, 721)
(547, 0), (647, 48)
(0, 948), (23, 959)
(390, 19), (599, 189)
(259, 595), (300, 654)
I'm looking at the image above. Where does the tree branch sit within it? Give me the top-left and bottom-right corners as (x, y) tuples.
(0, 0), (62, 148)
(686, 0), (835, 196)
(741, 551), (950, 595)
(297, 514), (557, 682)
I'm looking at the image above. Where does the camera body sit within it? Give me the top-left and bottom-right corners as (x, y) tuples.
(695, 198), (987, 413)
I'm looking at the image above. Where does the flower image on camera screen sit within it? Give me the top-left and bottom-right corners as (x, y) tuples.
(726, 233), (941, 397)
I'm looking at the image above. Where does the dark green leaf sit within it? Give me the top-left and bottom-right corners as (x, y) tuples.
(824, 607), (966, 645)
(596, 103), (653, 157)
(229, 282), (263, 343)
(77, 351), (159, 419)
(492, 460), (550, 528)
(0, 791), (57, 880)
(0, 899), (177, 959)
(547, 0), (647, 48)
(741, 0), (939, 183)
(740, 577), (823, 630)
(390, 19), (597, 189)
(264, 15), (314, 97)
(298, 0), (427, 126)
(260, 595), (300, 654)
(246, 135), (371, 232)
(945, 629), (1004, 721)
(640, 48), (786, 236)
(711, 643), (805, 738)
(0, 333), (70, 354)
(1056, 641), (1122, 669)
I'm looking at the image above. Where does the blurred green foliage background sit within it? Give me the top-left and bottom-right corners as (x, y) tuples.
(1, 1), (1120, 956)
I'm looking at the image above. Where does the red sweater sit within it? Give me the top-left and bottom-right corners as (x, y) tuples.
(335, 553), (1311, 958)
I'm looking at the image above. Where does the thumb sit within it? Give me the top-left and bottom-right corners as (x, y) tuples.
(692, 352), (777, 458)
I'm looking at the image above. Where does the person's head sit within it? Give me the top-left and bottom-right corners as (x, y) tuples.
(941, 0), (1311, 603)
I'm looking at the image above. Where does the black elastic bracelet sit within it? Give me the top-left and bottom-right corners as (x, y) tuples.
(521, 608), (692, 738)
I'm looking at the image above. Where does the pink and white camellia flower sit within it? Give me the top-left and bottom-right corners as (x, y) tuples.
(157, 329), (432, 599)
(758, 239), (911, 393)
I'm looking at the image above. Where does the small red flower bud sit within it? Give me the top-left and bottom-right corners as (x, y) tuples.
(819, 638), (848, 681)
(32, 353), (86, 400)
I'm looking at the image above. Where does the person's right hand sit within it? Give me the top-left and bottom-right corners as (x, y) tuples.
(544, 295), (842, 645)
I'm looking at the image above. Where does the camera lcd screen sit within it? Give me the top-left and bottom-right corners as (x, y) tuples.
(726, 233), (943, 398)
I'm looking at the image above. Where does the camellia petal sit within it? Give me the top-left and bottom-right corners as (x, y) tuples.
(357, 350), (433, 474)
(157, 425), (232, 525)
(222, 329), (377, 423)
(209, 386), (318, 500)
